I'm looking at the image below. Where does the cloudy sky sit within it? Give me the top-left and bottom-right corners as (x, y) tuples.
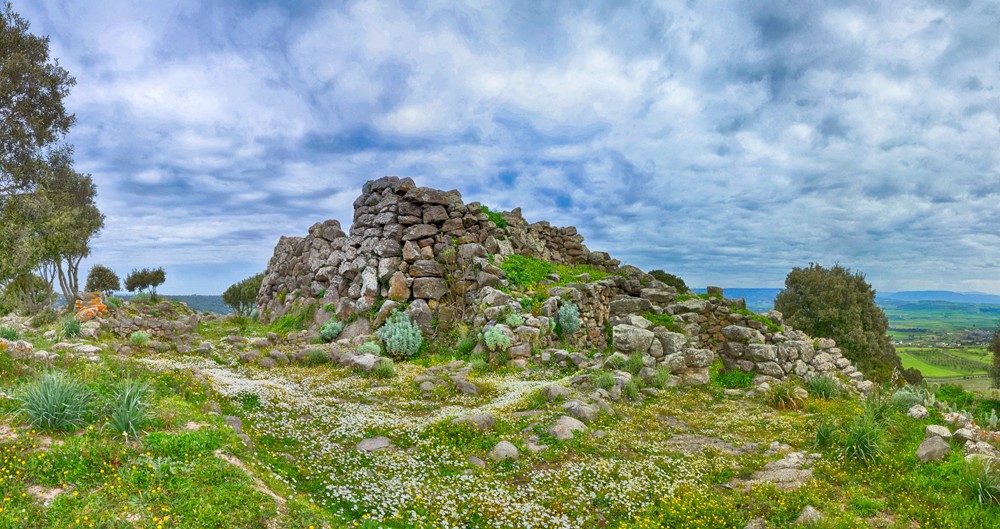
(16, 0), (1000, 295)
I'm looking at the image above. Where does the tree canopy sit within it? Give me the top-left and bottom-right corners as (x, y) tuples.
(1, 3), (100, 308)
(125, 267), (166, 295)
(222, 273), (264, 317)
(85, 264), (120, 296)
(774, 263), (913, 383)
(648, 269), (688, 293)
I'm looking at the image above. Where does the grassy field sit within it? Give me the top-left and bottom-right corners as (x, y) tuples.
(882, 299), (1000, 338)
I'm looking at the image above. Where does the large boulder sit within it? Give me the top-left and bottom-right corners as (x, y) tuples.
(612, 324), (655, 355)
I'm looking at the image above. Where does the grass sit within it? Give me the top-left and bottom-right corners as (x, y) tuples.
(5, 304), (1000, 528)
(15, 371), (92, 430)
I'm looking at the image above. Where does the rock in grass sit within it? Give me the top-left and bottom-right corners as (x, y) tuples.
(916, 436), (951, 463)
(452, 377), (479, 395)
(488, 441), (519, 461)
(795, 505), (822, 525)
(356, 436), (394, 453)
(451, 414), (495, 432)
(548, 416), (587, 441)
(907, 405), (929, 419)
(925, 425), (952, 440)
(541, 385), (570, 401)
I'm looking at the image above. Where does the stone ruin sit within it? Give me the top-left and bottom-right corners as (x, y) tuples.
(256, 177), (872, 392)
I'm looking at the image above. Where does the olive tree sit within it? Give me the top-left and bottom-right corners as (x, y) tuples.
(85, 265), (120, 296)
(222, 273), (264, 317)
(774, 263), (911, 383)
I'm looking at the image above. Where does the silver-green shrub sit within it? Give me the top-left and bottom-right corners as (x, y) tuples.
(129, 331), (151, 347)
(504, 312), (524, 328)
(356, 341), (382, 355)
(320, 319), (344, 342)
(483, 326), (511, 352)
(557, 302), (580, 336)
(376, 311), (423, 361)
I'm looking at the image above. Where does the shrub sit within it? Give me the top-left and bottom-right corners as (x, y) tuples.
(469, 356), (489, 372)
(842, 415), (884, 464)
(765, 380), (806, 411)
(61, 317), (81, 338)
(595, 371), (616, 390)
(805, 375), (842, 399)
(125, 267), (166, 296)
(104, 377), (151, 440)
(106, 296), (123, 309)
(373, 358), (396, 379)
(623, 380), (640, 400)
(626, 352), (646, 375)
(890, 387), (923, 411)
(84, 264), (120, 295)
(456, 336), (477, 356)
(937, 384), (975, 410)
(303, 349), (328, 366)
(130, 291), (152, 304)
(355, 341), (381, 355)
(376, 311), (423, 361)
(30, 306), (58, 328)
(483, 326), (511, 352)
(16, 371), (91, 430)
(319, 319), (344, 343)
(129, 331), (151, 347)
(556, 302), (580, 336)
(962, 458), (1000, 505)
(714, 369), (754, 389)
(222, 273), (265, 317)
(861, 392), (894, 422)
(648, 269), (688, 292)
(651, 366), (673, 389)
(0, 325), (18, 340)
(505, 312), (524, 328)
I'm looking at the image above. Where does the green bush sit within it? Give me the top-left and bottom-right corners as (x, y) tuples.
(0, 325), (18, 340)
(16, 371), (92, 430)
(862, 392), (894, 422)
(623, 380), (640, 400)
(30, 306), (58, 328)
(373, 358), (396, 379)
(356, 341), (381, 355)
(376, 311), (423, 361)
(890, 387), (923, 411)
(483, 326), (511, 352)
(456, 336), (477, 356)
(648, 269), (688, 292)
(130, 292), (152, 304)
(842, 415), (884, 464)
(125, 266), (166, 295)
(320, 319), (344, 343)
(104, 377), (151, 440)
(303, 348), (329, 366)
(650, 366), (673, 389)
(505, 312), (524, 328)
(642, 312), (685, 333)
(714, 369), (754, 389)
(595, 371), (616, 390)
(106, 296), (123, 309)
(626, 352), (645, 375)
(557, 302), (580, 336)
(61, 317), (81, 338)
(129, 331), (151, 347)
(805, 375), (842, 399)
(937, 384), (975, 410)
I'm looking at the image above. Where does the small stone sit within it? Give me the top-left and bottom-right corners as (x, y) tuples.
(452, 414), (495, 432)
(467, 456), (485, 468)
(488, 441), (519, 461)
(925, 425), (952, 440)
(954, 427), (980, 444)
(907, 405), (929, 419)
(452, 377), (479, 395)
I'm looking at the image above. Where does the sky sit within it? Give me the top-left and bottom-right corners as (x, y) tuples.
(14, 0), (1000, 295)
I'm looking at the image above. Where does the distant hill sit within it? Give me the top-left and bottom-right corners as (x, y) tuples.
(878, 291), (1000, 305)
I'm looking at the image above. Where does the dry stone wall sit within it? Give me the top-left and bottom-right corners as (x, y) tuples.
(258, 178), (873, 390)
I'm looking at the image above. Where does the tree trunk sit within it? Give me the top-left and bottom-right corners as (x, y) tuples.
(55, 257), (76, 306)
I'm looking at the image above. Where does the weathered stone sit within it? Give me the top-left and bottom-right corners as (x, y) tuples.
(487, 441), (519, 461)
(795, 505), (823, 525)
(541, 385), (570, 401)
(748, 344), (777, 362)
(388, 271), (410, 301)
(908, 405), (930, 420)
(452, 413), (495, 431)
(722, 325), (765, 344)
(548, 416), (587, 440)
(612, 324), (655, 354)
(640, 288), (676, 305)
(683, 348), (714, 368)
(410, 259), (444, 277)
(916, 436), (951, 462)
(405, 187), (451, 205)
(402, 224), (438, 241)
(609, 297), (653, 316)
(656, 331), (687, 355)
(412, 277), (448, 300)
(406, 300), (433, 333)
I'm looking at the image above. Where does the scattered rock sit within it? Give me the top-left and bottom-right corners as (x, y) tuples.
(795, 505), (822, 525)
(916, 436), (951, 463)
(925, 425), (952, 440)
(356, 436), (394, 453)
(548, 416), (587, 441)
(487, 441), (519, 461)
(907, 405), (929, 419)
(452, 414), (495, 432)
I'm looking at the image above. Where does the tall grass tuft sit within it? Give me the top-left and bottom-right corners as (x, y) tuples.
(61, 317), (81, 339)
(17, 371), (92, 430)
(373, 358), (396, 379)
(842, 415), (884, 464)
(104, 377), (152, 441)
(805, 375), (842, 399)
(0, 325), (19, 340)
(962, 458), (1000, 505)
(129, 331), (151, 347)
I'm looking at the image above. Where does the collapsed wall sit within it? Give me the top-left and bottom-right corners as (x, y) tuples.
(257, 177), (872, 391)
